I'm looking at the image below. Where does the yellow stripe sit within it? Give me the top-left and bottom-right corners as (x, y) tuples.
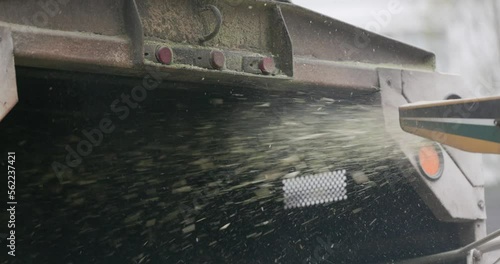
(401, 126), (500, 154)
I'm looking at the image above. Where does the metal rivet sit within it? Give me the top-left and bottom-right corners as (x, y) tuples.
(210, 50), (225, 70)
(478, 200), (485, 210)
(259, 57), (275, 75)
(155, 46), (173, 65)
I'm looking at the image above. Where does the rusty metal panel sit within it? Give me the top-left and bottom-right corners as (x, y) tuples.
(294, 58), (379, 90)
(4, 23), (134, 70)
(137, 0), (274, 51)
(0, 28), (18, 122)
(0, 0), (444, 93)
(281, 4), (436, 71)
(0, 0), (126, 36)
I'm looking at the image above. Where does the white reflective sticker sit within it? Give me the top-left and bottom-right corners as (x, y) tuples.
(283, 170), (347, 209)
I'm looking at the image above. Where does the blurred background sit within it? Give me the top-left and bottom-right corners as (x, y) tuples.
(294, 0), (500, 232)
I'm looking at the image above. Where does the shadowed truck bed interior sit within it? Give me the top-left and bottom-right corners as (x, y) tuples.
(0, 67), (471, 264)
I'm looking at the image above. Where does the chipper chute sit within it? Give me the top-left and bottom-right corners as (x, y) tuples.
(399, 96), (500, 154)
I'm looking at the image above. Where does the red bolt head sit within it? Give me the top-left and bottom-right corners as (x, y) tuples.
(210, 50), (225, 70)
(259, 57), (275, 75)
(156, 46), (173, 65)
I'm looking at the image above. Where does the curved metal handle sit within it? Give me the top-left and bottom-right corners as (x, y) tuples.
(199, 5), (222, 43)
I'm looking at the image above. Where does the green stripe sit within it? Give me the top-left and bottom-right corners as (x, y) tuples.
(401, 119), (500, 143)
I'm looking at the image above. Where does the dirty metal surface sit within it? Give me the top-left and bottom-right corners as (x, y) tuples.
(294, 58), (379, 90)
(0, 28), (18, 121)
(0, 0), (126, 36)
(4, 23), (134, 70)
(0, 0), (438, 92)
(280, 4), (436, 71)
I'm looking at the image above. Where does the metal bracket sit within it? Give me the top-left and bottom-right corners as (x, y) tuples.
(0, 28), (18, 122)
(270, 5), (294, 77)
(124, 0), (144, 66)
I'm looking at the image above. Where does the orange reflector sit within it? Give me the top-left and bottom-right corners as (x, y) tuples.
(417, 144), (443, 180)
